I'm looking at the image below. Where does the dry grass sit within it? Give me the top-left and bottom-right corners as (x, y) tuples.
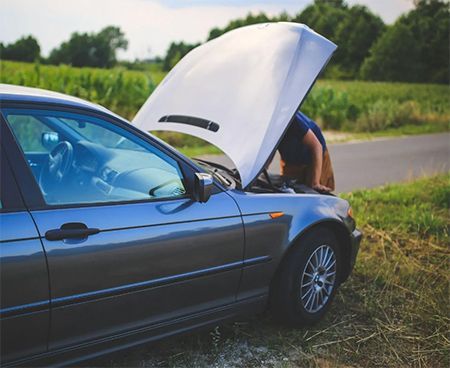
(89, 174), (449, 368)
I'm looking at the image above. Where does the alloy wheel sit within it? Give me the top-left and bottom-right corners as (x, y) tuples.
(300, 245), (336, 313)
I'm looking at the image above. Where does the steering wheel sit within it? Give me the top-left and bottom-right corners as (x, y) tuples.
(40, 141), (74, 194)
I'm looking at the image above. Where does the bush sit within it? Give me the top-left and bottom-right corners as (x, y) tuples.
(355, 100), (422, 132)
(301, 86), (358, 130)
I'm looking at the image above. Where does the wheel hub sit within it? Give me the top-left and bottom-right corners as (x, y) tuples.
(313, 273), (325, 289)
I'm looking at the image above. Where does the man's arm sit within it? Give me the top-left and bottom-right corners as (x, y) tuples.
(302, 130), (331, 192)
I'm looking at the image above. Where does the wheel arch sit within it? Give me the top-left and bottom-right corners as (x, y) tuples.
(271, 219), (353, 291)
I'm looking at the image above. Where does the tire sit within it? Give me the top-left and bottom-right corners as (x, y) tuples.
(270, 228), (341, 327)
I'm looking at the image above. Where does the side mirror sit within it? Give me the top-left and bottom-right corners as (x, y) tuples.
(42, 132), (60, 151)
(193, 173), (214, 203)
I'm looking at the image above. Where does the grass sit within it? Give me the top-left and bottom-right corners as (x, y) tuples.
(92, 174), (450, 367)
(324, 122), (449, 144)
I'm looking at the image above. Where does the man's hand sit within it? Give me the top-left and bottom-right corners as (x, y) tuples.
(312, 183), (332, 193)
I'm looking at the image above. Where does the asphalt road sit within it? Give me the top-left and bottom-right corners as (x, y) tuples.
(202, 133), (450, 193)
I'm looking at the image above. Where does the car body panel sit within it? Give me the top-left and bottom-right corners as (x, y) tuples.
(30, 191), (245, 349)
(0, 211), (40, 242)
(229, 190), (352, 300)
(0, 212), (50, 362)
(10, 295), (267, 367)
(133, 22), (337, 188)
(0, 84), (112, 116)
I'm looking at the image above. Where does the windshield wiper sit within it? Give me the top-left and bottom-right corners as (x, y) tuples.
(193, 159), (233, 186)
(193, 158), (235, 175)
(211, 169), (232, 186)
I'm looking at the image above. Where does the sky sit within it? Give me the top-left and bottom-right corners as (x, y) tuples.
(0, 0), (415, 61)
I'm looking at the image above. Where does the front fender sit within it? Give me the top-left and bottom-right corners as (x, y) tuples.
(227, 190), (353, 300)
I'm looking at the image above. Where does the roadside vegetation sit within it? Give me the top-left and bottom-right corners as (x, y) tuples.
(303, 80), (450, 133)
(1, 60), (448, 156)
(0, 60), (164, 120)
(93, 174), (449, 367)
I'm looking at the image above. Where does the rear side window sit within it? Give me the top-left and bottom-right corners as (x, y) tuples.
(3, 108), (187, 206)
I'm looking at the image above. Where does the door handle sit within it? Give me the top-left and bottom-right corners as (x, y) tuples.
(45, 222), (100, 241)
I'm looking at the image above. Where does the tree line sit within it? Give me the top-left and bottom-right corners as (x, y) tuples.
(0, 26), (128, 69)
(1, 0), (448, 83)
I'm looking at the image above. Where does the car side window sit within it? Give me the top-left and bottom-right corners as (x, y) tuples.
(3, 108), (187, 206)
(6, 114), (58, 153)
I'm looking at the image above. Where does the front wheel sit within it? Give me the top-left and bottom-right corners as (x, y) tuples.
(270, 228), (342, 327)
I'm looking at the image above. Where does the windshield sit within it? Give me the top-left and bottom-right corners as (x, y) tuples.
(53, 117), (145, 151)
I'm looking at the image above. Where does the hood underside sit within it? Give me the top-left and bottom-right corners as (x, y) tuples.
(133, 22), (336, 188)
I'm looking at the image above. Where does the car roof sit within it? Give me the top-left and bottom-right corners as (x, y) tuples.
(0, 83), (115, 116)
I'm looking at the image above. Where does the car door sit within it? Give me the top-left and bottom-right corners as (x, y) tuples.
(0, 143), (50, 365)
(1, 105), (244, 350)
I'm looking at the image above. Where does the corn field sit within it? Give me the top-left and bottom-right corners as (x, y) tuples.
(1, 60), (449, 133)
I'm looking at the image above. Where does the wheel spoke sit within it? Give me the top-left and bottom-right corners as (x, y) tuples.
(323, 250), (333, 268)
(305, 288), (315, 309)
(317, 290), (322, 307)
(323, 247), (329, 267)
(302, 286), (313, 300)
(313, 251), (319, 269)
(326, 260), (336, 271)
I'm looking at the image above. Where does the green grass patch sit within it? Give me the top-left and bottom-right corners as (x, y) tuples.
(325, 122), (449, 144)
(93, 174), (450, 367)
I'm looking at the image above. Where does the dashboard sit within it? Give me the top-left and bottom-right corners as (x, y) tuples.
(58, 140), (187, 203)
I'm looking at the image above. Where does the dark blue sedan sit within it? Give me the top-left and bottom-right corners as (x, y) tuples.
(0, 23), (361, 366)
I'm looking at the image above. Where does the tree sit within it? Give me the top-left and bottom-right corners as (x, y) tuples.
(360, 23), (421, 82)
(207, 12), (273, 41)
(361, 0), (449, 83)
(48, 26), (128, 68)
(162, 41), (199, 71)
(334, 6), (385, 75)
(293, 1), (384, 78)
(292, 0), (347, 40)
(0, 36), (40, 62)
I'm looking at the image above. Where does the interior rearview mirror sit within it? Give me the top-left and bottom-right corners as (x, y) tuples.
(193, 173), (214, 203)
(42, 132), (60, 151)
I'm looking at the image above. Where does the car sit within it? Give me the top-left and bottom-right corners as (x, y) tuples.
(0, 22), (361, 366)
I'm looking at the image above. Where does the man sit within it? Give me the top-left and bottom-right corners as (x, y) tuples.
(278, 111), (335, 193)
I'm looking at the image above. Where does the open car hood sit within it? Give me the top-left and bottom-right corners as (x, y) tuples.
(133, 22), (336, 188)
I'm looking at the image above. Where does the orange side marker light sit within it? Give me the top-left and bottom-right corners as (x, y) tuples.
(269, 212), (284, 219)
(347, 207), (353, 218)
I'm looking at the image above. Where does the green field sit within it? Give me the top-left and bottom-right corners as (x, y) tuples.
(93, 174), (449, 367)
(1, 60), (448, 155)
(0, 60), (164, 120)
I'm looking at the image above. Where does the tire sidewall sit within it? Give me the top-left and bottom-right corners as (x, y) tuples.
(273, 228), (342, 326)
